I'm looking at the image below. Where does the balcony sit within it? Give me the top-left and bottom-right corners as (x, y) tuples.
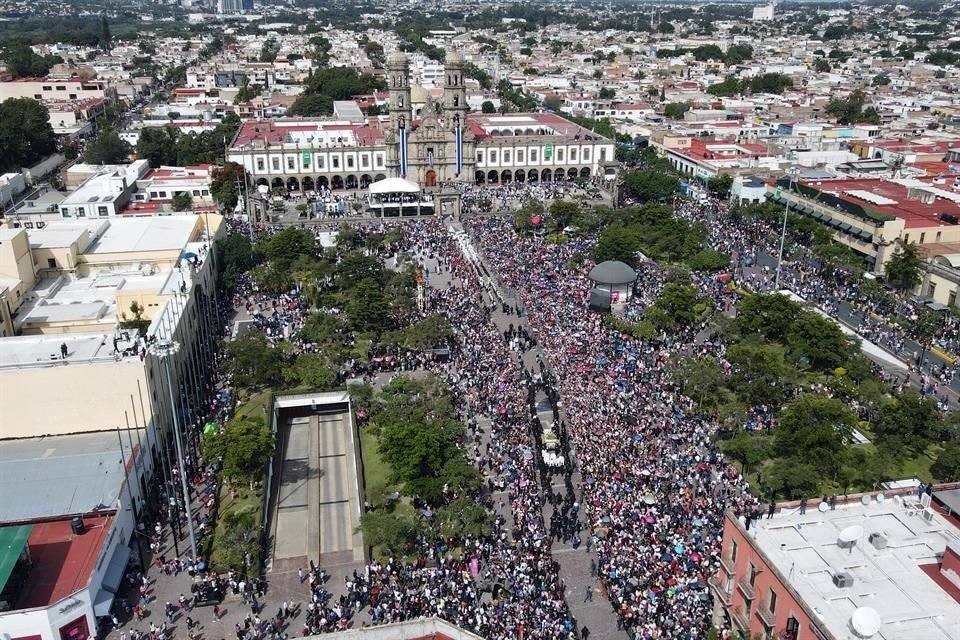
(720, 551), (736, 575)
(757, 603), (776, 627)
(730, 604), (750, 630)
(737, 575), (756, 599)
(708, 575), (733, 606)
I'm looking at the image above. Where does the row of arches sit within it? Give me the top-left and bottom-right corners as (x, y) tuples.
(256, 174), (389, 192)
(475, 167), (593, 185)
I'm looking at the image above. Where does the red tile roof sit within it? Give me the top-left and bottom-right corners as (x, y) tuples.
(802, 177), (960, 229)
(18, 516), (112, 609)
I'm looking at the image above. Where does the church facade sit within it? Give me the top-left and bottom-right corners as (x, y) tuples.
(227, 51), (617, 193)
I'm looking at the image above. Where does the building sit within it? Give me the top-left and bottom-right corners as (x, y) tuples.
(752, 3), (776, 21)
(226, 51), (617, 196)
(711, 488), (960, 640)
(304, 618), (484, 639)
(768, 175), (960, 303)
(0, 78), (114, 105)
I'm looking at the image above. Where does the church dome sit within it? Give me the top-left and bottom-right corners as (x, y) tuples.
(388, 50), (408, 66)
(410, 84), (430, 104)
(445, 49), (463, 65)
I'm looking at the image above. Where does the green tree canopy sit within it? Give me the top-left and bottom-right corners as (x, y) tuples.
(592, 226), (641, 266)
(261, 228), (316, 264)
(735, 293), (804, 342)
(874, 390), (941, 457)
(622, 169), (680, 202)
(283, 353), (338, 390)
(216, 234), (256, 290)
(171, 192), (192, 212)
(775, 394), (856, 477)
(883, 241), (922, 289)
(0, 98), (57, 173)
(224, 330), (284, 387)
(202, 415), (274, 486)
(210, 162), (245, 212)
(931, 442), (960, 482)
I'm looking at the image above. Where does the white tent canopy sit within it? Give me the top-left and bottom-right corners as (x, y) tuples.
(369, 177), (420, 194)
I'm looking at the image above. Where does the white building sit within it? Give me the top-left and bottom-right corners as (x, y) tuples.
(752, 3), (776, 21)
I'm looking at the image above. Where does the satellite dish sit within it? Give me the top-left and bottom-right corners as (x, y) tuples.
(838, 525), (863, 550)
(851, 606), (882, 638)
(876, 493), (885, 503)
(861, 495), (871, 506)
(818, 501), (829, 513)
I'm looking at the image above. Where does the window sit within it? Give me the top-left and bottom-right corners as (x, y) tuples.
(34, 94), (42, 100)
(317, 156), (325, 169)
(570, 149), (578, 161)
(77, 207), (86, 217)
(287, 157), (295, 170)
(936, 231), (942, 242)
(785, 616), (800, 640)
(583, 149), (590, 161)
(192, 190), (201, 197)
(490, 151), (497, 163)
(375, 156), (383, 168)
(61, 208), (70, 217)
(56, 85), (66, 91)
(904, 234), (910, 243)
(69, 94), (77, 99)
(303, 154), (310, 167)
(920, 232), (926, 244)
(42, 85), (51, 91)
(503, 151), (511, 163)
(950, 291), (957, 308)
(600, 148), (606, 162)
(98, 206), (108, 216)
(271, 157), (280, 170)
(361, 155), (369, 168)
(477, 151), (484, 163)
(517, 150), (525, 163)
(748, 562), (759, 587)
(332, 157), (339, 169)
(531, 150), (538, 162)
(347, 156), (354, 168)
(730, 539), (739, 563)
(767, 588), (777, 614)
(557, 148), (565, 162)
(256, 159), (265, 171)
(48, 258), (57, 269)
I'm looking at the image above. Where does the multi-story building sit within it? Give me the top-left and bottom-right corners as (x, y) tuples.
(711, 488), (960, 640)
(0, 77), (115, 105)
(226, 51), (617, 195)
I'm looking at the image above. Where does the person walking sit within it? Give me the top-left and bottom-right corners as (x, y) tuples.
(583, 584), (593, 602)
(212, 603), (220, 622)
(582, 626), (591, 640)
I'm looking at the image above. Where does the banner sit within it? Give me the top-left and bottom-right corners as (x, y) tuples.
(545, 143), (553, 160)
(399, 125), (408, 177)
(455, 125), (463, 176)
(302, 149), (311, 166)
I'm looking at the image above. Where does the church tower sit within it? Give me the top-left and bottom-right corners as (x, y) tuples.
(387, 51), (412, 132)
(443, 50), (469, 131)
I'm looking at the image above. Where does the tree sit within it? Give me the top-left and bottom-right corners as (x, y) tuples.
(378, 415), (462, 502)
(814, 58), (831, 73)
(345, 278), (392, 333)
(136, 126), (179, 168)
(224, 330), (284, 387)
(202, 415), (274, 487)
(0, 98), (58, 173)
(359, 511), (419, 558)
(775, 394), (856, 477)
(593, 227), (641, 266)
(171, 192), (192, 211)
(653, 283), (699, 327)
(98, 14), (111, 50)
(436, 497), (493, 540)
(826, 89), (868, 125)
(548, 200), (580, 231)
(217, 507), (260, 570)
(728, 342), (788, 406)
(543, 95), (563, 111)
(735, 293), (803, 342)
(872, 74), (891, 86)
(283, 353), (338, 390)
(622, 169), (680, 202)
(4, 44), (61, 78)
(480, 100), (496, 113)
(931, 442), (960, 482)
(687, 248), (730, 272)
(211, 162), (245, 212)
(598, 87), (615, 100)
(663, 101), (692, 119)
(261, 228), (315, 264)
(707, 174), (733, 197)
(216, 234), (256, 290)
(724, 44), (753, 65)
(722, 431), (772, 475)
(748, 73), (793, 95)
(874, 390), (941, 457)
(707, 75), (744, 98)
(786, 311), (849, 370)
(884, 241), (922, 289)
(766, 459), (820, 499)
(336, 251), (384, 289)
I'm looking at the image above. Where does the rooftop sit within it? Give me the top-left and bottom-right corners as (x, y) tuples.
(17, 515), (113, 609)
(84, 216), (199, 254)
(747, 494), (960, 640)
(803, 177), (960, 229)
(0, 431), (137, 521)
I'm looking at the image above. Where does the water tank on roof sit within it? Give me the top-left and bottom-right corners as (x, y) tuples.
(868, 532), (887, 550)
(71, 516), (84, 535)
(833, 571), (854, 588)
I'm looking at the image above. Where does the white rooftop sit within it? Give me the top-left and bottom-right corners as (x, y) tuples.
(749, 496), (960, 640)
(85, 216), (197, 254)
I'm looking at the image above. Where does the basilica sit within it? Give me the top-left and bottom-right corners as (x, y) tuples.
(227, 51), (617, 193)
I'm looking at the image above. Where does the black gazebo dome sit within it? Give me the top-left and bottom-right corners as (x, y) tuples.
(588, 260), (637, 285)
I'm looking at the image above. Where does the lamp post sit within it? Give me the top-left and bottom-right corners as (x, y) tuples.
(150, 339), (198, 561)
(774, 169), (797, 291)
(398, 115), (407, 179)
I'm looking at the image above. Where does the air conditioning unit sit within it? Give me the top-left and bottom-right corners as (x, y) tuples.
(868, 533), (887, 550)
(833, 572), (855, 588)
(922, 510), (935, 523)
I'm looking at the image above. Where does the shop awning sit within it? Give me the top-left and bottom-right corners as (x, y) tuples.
(839, 223), (853, 233)
(92, 543), (130, 616)
(0, 525), (32, 595)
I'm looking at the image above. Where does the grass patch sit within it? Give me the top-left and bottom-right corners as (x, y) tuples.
(235, 389), (272, 422)
(359, 427), (393, 498)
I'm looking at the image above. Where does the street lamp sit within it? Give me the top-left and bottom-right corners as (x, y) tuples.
(774, 169), (798, 291)
(150, 338), (198, 561)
